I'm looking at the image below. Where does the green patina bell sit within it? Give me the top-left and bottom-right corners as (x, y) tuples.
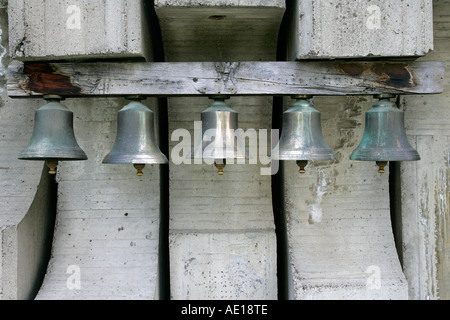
(350, 94), (420, 173)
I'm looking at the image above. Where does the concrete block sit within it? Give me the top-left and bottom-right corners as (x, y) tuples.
(170, 232), (277, 300)
(0, 56), (53, 301)
(286, 0), (434, 60)
(8, 0), (153, 61)
(158, 1), (282, 300)
(398, 1), (450, 300)
(35, 98), (162, 300)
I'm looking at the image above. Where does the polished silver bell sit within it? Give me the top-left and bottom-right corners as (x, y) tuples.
(103, 96), (168, 176)
(350, 94), (420, 173)
(272, 95), (335, 174)
(191, 95), (248, 175)
(18, 95), (87, 174)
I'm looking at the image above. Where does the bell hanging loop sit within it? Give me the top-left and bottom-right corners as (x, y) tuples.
(350, 94), (420, 173)
(272, 95), (336, 174)
(103, 96), (168, 176)
(18, 95), (88, 174)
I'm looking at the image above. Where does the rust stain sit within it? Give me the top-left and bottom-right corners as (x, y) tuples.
(338, 62), (417, 89)
(23, 62), (82, 95)
(372, 63), (416, 88)
(338, 63), (365, 77)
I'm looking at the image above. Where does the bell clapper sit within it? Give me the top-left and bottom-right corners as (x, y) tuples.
(296, 160), (308, 174)
(134, 164), (145, 176)
(376, 161), (388, 174)
(214, 159), (226, 175)
(46, 159), (59, 175)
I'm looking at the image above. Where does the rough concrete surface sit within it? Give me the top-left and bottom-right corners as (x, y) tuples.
(287, 0), (434, 60)
(8, 0), (152, 61)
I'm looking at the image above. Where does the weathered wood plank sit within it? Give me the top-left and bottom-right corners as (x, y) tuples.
(7, 60), (445, 97)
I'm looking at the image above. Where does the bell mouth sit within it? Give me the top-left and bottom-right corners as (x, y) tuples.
(102, 153), (168, 165)
(350, 148), (421, 162)
(271, 144), (336, 162)
(271, 152), (336, 162)
(18, 152), (88, 161)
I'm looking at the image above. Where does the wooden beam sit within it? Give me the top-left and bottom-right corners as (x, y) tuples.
(7, 60), (445, 98)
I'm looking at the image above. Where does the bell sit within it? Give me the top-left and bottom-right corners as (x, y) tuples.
(350, 94), (420, 173)
(272, 95), (336, 174)
(191, 95), (248, 175)
(103, 96), (168, 176)
(18, 95), (87, 174)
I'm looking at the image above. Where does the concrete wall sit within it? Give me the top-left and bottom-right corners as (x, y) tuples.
(1, 0), (56, 300)
(400, 0), (450, 300)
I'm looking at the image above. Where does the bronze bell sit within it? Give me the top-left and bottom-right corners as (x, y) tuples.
(272, 95), (336, 174)
(18, 95), (88, 174)
(191, 95), (248, 175)
(103, 96), (168, 176)
(350, 94), (420, 173)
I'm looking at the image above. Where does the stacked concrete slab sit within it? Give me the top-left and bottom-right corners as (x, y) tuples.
(286, 0), (433, 60)
(3, 0), (163, 300)
(400, 0), (450, 299)
(8, 0), (153, 61)
(1, 2), (58, 300)
(279, 0), (435, 300)
(283, 95), (408, 299)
